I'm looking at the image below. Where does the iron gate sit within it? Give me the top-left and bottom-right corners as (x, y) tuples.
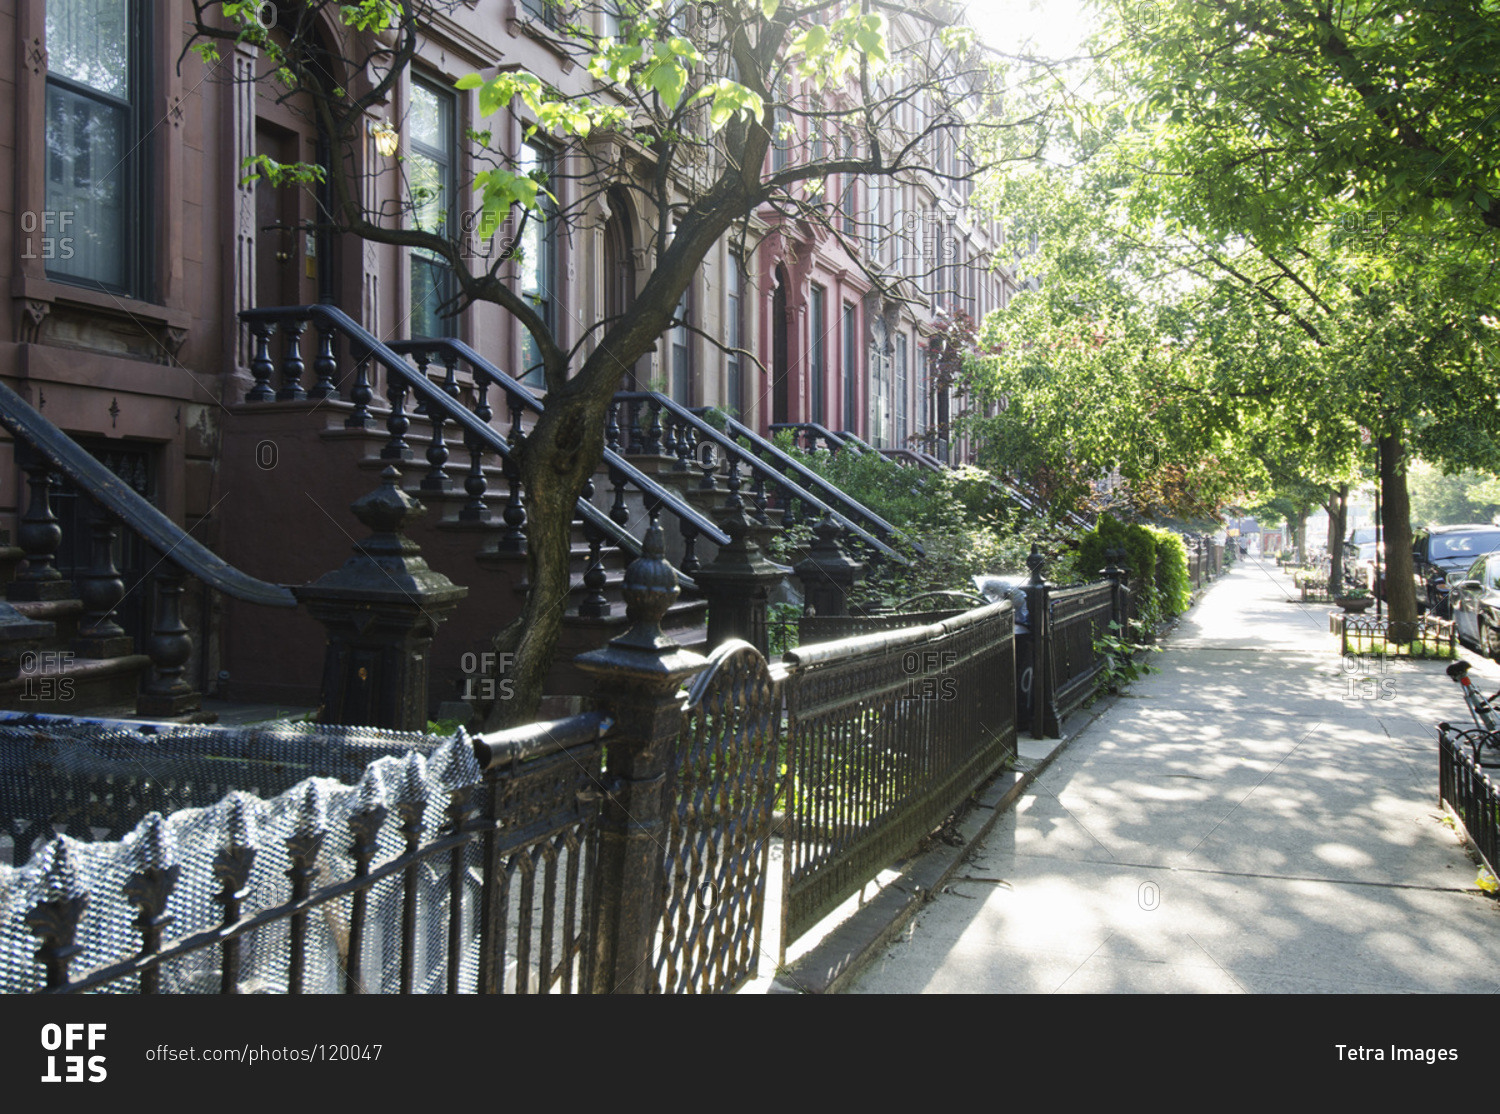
(651, 640), (781, 994)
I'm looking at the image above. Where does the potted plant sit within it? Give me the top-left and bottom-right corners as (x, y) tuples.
(1334, 586), (1374, 613)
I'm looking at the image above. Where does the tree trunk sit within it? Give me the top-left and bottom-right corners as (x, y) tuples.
(1380, 434), (1419, 644)
(478, 396), (607, 729)
(1292, 506), (1309, 564)
(1325, 484), (1347, 595)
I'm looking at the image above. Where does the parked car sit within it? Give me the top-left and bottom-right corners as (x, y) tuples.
(1449, 552), (1500, 657)
(1348, 540), (1385, 595)
(1412, 524), (1500, 615)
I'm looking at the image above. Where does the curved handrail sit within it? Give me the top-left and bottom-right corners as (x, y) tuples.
(0, 377), (297, 608)
(240, 306), (702, 585)
(711, 410), (921, 558)
(470, 710), (615, 770)
(768, 421), (854, 453)
(880, 447), (947, 473)
(614, 392), (907, 565)
(389, 338), (728, 547)
(835, 431), (880, 454)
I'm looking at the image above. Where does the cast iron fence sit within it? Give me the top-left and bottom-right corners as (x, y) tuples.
(1439, 725), (1500, 880)
(1334, 613), (1457, 658)
(652, 641), (781, 994)
(777, 599), (1017, 951)
(1, 713), (611, 994)
(3, 592), (1026, 993)
(1046, 582), (1116, 729)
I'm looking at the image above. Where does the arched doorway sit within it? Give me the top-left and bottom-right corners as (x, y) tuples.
(252, 17), (342, 309)
(602, 191), (637, 389)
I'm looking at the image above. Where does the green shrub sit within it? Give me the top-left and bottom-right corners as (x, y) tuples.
(770, 443), (1083, 606)
(1148, 527), (1192, 616)
(1074, 515), (1196, 625)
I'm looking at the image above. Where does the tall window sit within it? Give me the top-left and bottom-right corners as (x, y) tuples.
(601, 1), (622, 38)
(771, 103), (790, 173)
(895, 333), (909, 447)
(726, 255), (744, 416)
(409, 77), (455, 338)
(842, 302), (857, 432)
(840, 134), (857, 237)
(517, 141), (556, 385)
(810, 285), (826, 424)
(521, 0), (559, 28)
(891, 188), (905, 278)
(870, 318), (890, 448)
(44, 0), (148, 296)
(670, 289), (691, 405)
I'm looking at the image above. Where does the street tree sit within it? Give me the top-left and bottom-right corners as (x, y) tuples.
(187, 0), (1032, 724)
(977, 0), (1500, 638)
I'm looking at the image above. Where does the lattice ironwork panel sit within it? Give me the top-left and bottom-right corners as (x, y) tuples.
(652, 641), (781, 995)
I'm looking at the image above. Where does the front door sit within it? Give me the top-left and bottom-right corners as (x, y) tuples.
(252, 24), (337, 310)
(772, 270), (788, 426)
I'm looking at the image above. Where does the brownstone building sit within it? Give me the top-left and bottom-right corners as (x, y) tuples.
(0, 0), (1013, 714)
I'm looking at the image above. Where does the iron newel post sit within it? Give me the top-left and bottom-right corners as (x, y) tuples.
(1025, 544), (1051, 739)
(575, 514), (707, 994)
(294, 467), (468, 731)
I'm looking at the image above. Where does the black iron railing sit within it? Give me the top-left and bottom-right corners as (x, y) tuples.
(1047, 582), (1115, 726)
(1440, 725), (1500, 880)
(0, 378), (298, 716)
(389, 338), (729, 562)
(653, 640), (780, 993)
(777, 599), (1017, 952)
(711, 410), (918, 559)
(610, 392), (909, 565)
(239, 306), (716, 585)
(770, 420), (1066, 526)
(4, 712), (613, 994)
(768, 421), (851, 454)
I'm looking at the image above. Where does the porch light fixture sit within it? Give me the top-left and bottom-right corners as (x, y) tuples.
(370, 118), (399, 157)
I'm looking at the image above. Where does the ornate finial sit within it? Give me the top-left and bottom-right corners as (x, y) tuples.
(25, 838), (89, 987)
(1026, 542), (1047, 585)
(37, 837), (85, 906)
(396, 752), (430, 810)
(617, 512), (680, 639)
(358, 762), (388, 816)
(295, 780), (328, 839)
(350, 466), (425, 540)
(224, 793), (258, 851)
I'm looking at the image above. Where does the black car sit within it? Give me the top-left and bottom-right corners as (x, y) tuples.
(1413, 524), (1500, 615)
(1450, 552), (1500, 657)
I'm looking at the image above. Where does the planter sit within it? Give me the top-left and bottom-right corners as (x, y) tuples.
(1335, 597), (1374, 614)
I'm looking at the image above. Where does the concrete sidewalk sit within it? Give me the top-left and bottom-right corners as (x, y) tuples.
(831, 556), (1500, 994)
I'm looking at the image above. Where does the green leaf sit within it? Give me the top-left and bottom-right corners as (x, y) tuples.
(647, 60), (688, 110)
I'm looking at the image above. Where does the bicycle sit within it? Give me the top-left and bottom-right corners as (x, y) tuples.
(1440, 659), (1500, 766)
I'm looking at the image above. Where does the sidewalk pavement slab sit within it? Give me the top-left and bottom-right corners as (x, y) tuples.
(777, 556), (1500, 995)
